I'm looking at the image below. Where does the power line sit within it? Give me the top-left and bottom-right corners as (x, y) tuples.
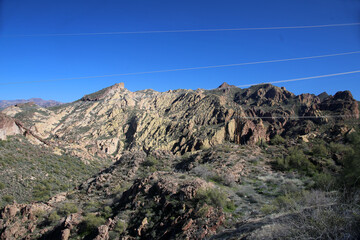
(237, 114), (359, 120)
(1, 50), (360, 85)
(235, 69), (360, 88)
(6, 22), (360, 37)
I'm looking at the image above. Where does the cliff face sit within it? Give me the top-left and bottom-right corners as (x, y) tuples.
(1, 83), (358, 160)
(0, 113), (22, 140)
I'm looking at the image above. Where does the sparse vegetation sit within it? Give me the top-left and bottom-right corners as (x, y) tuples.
(58, 202), (78, 216)
(0, 135), (104, 204)
(79, 214), (106, 236)
(270, 135), (285, 145)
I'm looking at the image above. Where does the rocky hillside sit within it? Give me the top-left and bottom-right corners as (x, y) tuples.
(0, 98), (62, 109)
(1, 82), (358, 161)
(0, 82), (359, 239)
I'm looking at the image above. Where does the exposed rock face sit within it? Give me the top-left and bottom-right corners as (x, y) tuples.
(0, 203), (53, 240)
(2, 83), (358, 161)
(320, 91), (359, 118)
(0, 113), (22, 140)
(218, 82), (236, 89)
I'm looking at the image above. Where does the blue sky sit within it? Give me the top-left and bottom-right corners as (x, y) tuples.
(0, 0), (360, 102)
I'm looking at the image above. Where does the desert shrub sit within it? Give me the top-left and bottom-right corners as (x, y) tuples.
(33, 209), (45, 218)
(279, 200), (359, 239)
(260, 204), (278, 215)
(311, 143), (329, 157)
(142, 156), (158, 167)
(329, 142), (353, 156)
(84, 201), (101, 212)
(58, 202), (78, 216)
(191, 165), (214, 179)
(101, 206), (112, 218)
(195, 188), (227, 209)
(79, 214), (106, 235)
(47, 211), (60, 224)
(114, 220), (127, 234)
(209, 173), (236, 187)
(224, 200), (236, 213)
(196, 205), (210, 217)
(312, 172), (336, 190)
(270, 135), (285, 145)
(256, 138), (268, 149)
(2, 195), (14, 203)
(195, 188), (235, 212)
(254, 190), (360, 239)
(340, 132), (360, 189)
(0, 182), (4, 190)
(276, 147), (316, 175)
(273, 194), (298, 212)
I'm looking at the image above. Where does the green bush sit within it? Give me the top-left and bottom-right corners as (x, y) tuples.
(2, 195), (14, 203)
(79, 214), (106, 235)
(0, 182), (4, 190)
(260, 204), (278, 215)
(195, 188), (227, 209)
(101, 206), (112, 218)
(195, 188), (235, 212)
(58, 203), (78, 216)
(312, 172), (335, 190)
(341, 134), (360, 189)
(114, 220), (127, 234)
(142, 156), (159, 167)
(329, 142), (353, 156)
(270, 135), (285, 145)
(312, 143), (329, 157)
(256, 138), (268, 148)
(276, 147), (316, 175)
(48, 211), (61, 224)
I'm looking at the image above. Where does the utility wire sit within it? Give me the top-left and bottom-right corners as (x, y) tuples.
(237, 114), (359, 120)
(1, 50), (360, 85)
(6, 22), (360, 37)
(235, 69), (360, 88)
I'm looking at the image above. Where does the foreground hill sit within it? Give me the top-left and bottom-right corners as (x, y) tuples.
(0, 82), (359, 239)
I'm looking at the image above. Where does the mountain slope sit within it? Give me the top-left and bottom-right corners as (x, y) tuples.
(0, 82), (359, 239)
(1, 82), (358, 161)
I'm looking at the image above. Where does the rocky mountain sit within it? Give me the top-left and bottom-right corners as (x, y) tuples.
(0, 98), (62, 109)
(1, 82), (358, 160)
(0, 82), (359, 239)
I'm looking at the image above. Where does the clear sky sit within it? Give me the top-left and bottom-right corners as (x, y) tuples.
(0, 0), (360, 102)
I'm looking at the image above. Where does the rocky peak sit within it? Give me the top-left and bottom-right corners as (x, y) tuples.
(217, 82), (236, 89)
(318, 92), (330, 101)
(320, 90), (359, 118)
(333, 90), (354, 101)
(81, 82), (127, 101)
(236, 84), (294, 105)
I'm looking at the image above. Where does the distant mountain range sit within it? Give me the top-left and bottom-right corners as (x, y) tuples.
(0, 98), (62, 109)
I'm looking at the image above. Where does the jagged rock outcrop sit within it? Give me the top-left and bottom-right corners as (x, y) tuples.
(2, 83), (358, 161)
(0, 203), (53, 240)
(320, 91), (359, 118)
(0, 113), (22, 140)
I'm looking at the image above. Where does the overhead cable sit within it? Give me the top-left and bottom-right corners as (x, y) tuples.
(1, 50), (360, 85)
(6, 22), (360, 37)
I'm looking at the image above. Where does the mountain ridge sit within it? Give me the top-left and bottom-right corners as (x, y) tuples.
(0, 82), (359, 240)
(0, 98), (62, 109)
